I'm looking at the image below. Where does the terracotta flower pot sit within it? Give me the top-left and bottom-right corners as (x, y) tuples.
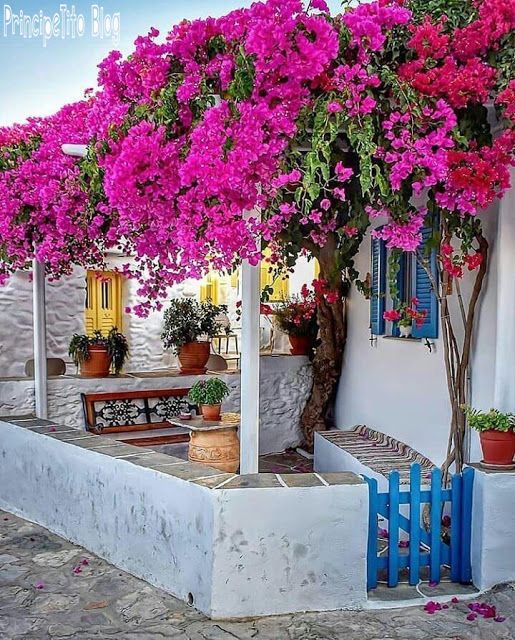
(178, 341), (211, 374)
(200, 404), (222, 421)
(80, 346), (112, 378)
(289, 335), (310, 356)
(479, 430), (515, 466)
(189, 427), (240, 473)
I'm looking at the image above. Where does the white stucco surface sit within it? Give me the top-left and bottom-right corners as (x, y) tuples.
(335, 210), (500, 466)
(0, 419), (368, 618)
(211, 482), (368, 618)
(0, 356), (312, 455)
(0, 268), (85, 378)
(470, 468), (515, 591)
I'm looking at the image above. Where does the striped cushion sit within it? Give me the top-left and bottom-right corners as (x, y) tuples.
(322, 426), (435, 484)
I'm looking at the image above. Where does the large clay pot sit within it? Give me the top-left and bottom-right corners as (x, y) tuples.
(189, 427), (240, 473)
(80, 346), (112, 378)
(480, 430), (515, 466)
(289, 335), (310, 356)
(200, 404), (222, 421)
(178, 341), (211, 374)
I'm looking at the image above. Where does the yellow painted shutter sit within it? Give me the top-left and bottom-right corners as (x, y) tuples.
(260, 249), (289, 302)
(200, 272), (220, 305)
(85, 271), (123, 335)
(85, 272), (97, 336)
(314, 259), (320, 279)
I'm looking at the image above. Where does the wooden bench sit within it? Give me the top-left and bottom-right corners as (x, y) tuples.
(315, 425), (435, 486)
(82, 389), (195, 447)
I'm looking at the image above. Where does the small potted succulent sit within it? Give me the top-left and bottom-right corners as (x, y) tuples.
(188, 378), (230, 421)
(273, 286), (317, 355)
(384, 298), (427, 337)
(69, 328), (129, 377)
(161, 299), (227, 374)
(464, 406), (515, 467)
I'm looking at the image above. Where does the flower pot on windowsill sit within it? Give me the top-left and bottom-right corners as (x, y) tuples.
(398, 324), (413, 338)
(178, 341), (211, 375)
(80, 346), (112, 378)
(479, 430), (515, 466)
(200, 403), (222, 421)
(289, 335), (311, 356)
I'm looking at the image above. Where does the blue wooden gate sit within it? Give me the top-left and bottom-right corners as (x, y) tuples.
(365, 464), (474, 590)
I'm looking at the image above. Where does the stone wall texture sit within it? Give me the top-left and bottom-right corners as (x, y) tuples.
(0, 269), (85, 378)
(0, 356), (312, 455)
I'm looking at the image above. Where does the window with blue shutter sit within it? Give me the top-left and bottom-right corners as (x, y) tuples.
(412, 227), (439, 339)
(369, 226), (439, 340)
(370, 237), (386, 335)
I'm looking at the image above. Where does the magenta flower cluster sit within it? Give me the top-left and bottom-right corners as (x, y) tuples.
(0, 0), (513, 309)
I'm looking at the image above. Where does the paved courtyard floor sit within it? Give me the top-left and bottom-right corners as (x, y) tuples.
(0, 510), (513, 640)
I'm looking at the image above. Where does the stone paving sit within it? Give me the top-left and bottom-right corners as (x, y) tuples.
(1, 510), (514, 640)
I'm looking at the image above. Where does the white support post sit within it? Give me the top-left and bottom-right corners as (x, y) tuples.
(494, 167), (515, 409)
(239, 258), (261, 474)
(33, 260), (48, 419)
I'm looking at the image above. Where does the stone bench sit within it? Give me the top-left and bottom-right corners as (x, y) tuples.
(314, 425), (435, 488)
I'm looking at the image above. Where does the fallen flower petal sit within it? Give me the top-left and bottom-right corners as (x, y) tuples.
(34, 582), (45, 590)
(424, 601), (442, 614)
(494, 616), (506, 622)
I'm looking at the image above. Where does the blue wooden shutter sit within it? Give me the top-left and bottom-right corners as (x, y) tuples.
(370, 237), (386, 335)
(412, 227), (439, 339)
(391, 254), (406, 338)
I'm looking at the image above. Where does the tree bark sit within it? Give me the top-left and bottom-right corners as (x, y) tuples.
(300, 239), (347, 451)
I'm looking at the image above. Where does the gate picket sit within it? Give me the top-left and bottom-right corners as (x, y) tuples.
(408, 464), (421, 586)
(388, 471), (400, 587)
(365, 463), (474, 591)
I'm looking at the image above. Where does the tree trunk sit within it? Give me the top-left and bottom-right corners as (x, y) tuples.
(300, 240), (347, 451)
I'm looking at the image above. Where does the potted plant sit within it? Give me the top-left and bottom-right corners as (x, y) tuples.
(69, 328), (129, 377)
(188, 378), (230, 421)
(384, 298), (428, 338)
(464, 406), (515, 467)
(161, 299), (227, 374)
(274, 286), (317, 355)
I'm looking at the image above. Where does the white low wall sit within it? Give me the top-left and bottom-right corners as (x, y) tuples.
(0, 419), (368, 618)
(314, 431), (389, 491)
(471, 467), (515, 591)
(0, 355), (312, 455)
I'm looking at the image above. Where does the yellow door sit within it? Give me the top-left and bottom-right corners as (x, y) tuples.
(260, 249), (289, 301)
(200, 272), (220, 305)
(85, 271), (123, 335)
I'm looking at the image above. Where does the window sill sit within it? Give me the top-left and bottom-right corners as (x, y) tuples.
(382, 335), (422, 343)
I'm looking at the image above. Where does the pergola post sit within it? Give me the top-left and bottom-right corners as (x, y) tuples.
(494, 167), (515, 409)
(239, 258), (261, 474)
(33, 260), (48, 419)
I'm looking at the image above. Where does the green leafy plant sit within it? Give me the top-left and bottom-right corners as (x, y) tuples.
(68, 328), (129, 374)
(463, 406), (515, 433)
(189, 378), (230, 406)
(161, 299), (227, 354)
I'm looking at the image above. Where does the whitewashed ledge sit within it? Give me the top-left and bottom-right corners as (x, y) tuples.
(0, 355), (312, 455)
(0, 417), (368, 619)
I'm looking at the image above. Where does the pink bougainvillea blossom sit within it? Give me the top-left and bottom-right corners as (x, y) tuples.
(0, 0), (513, 312)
